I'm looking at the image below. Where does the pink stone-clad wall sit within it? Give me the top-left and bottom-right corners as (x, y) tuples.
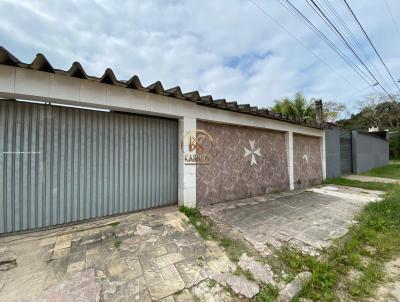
(196, 120), (289, 206)
(293, 134), (323, 188)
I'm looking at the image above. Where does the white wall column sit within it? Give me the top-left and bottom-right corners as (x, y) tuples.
(178, 116), (197, 207)
(285, 131), (294, 190)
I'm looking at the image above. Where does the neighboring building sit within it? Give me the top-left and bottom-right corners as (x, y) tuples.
(0, 47), (326, 234)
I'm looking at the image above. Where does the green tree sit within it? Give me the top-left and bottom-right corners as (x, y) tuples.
(272, 93), (316, 121)
(337, 93), (400, 130)
(323, 101), (347, 123)
(336, 93), (400, 159)
(272, 92), (346, 123)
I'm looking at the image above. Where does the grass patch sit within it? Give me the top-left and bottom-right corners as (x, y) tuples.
(325, 178), (397, 192)
(179, 206), (216, 240)
(207, 279), (218, 288)
(219, 235), (251, 263)
(235, 267), (256, 282)
(363, 163), (400, 180)
(106, 221), (120, 227)
(180, 206), (256, 263)
(271, 185), (400, 301)
(347, 260), (382, 298)
(273, 247), (338, 301)
(253, 284), (279, 302)
(114, 239), (121, 249)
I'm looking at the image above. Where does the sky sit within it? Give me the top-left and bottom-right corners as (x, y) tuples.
(0, 0), (399, 114)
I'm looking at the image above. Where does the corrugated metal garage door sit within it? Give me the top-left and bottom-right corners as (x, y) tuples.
(340, 129), (353, 175)
(0, 100), (178, 234)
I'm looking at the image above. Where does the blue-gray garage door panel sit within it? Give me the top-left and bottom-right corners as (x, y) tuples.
(0, 100), (178, 234)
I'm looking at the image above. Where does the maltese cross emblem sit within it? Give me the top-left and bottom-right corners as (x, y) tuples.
(243, 140), (262, 166)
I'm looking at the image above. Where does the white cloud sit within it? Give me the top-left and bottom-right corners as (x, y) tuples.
(0, 0), (399, 109)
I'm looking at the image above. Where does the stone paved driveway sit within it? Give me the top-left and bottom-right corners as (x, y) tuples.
(0, 185), (384, 301)
(201, 185), (383, 255)
(0, 206), (235, 302)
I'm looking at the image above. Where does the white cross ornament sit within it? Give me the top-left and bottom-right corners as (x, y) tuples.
(243, 140), (262, 166)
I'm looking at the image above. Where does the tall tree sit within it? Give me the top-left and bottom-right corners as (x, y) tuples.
(272, 93), (316, 121)
(337, 93), (400, 130)
(323, 101), (347, 123)
(272, 92), (346, 123)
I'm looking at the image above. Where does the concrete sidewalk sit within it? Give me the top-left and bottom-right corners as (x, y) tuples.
(343, 174), (400, 184)
(201, 186), (383, 255)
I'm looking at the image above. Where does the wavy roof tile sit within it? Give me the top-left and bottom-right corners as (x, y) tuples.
(0, 46), (323, 129)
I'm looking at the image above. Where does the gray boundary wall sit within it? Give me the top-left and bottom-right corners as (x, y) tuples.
(325, 127), (341, 178)
(352, 131), (389, 174)
(325, 128), (389, 176)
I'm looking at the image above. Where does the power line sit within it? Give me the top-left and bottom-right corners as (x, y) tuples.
(278, 0), (386, 95)
(307, 0), (394, 98)
(247, 0), (359, 91)
(277, 0), (379, 91)
(342, 0), (400, 94)
(339, 83), (378, 101)
(318, 0), (392, 91)
(306, 1), (383, 86)
(383, 0), (400, 40)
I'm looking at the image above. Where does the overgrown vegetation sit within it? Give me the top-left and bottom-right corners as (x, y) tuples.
(179, 206), (215, 240)
(235, 267), (256, 282)
(253, 284), (279, 302)
(179, 205), (255, 263)
(114, 238), (121, 249)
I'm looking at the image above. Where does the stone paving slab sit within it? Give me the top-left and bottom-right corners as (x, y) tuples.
(0, 206), (236, 302)
(201, 186), (382, 255)
(238, 254), (274, 284)
(210, 271), (259, 298)
(41, 268), (101, 302)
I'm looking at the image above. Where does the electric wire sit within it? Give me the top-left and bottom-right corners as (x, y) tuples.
(247, 0), (359, 91)
(383, 0), (400, 40)
(318, 0), (392, 91)
(342, 0), (400, 94)
(307, 0), (393, 98)
(278, 0), (379, 92)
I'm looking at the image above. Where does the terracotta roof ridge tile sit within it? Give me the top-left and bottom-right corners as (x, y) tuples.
(0, 46), (323, 129)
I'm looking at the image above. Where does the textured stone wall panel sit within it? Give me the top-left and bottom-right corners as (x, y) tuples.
(293, 134), (323, 188)
(196, 121), (289, 206)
